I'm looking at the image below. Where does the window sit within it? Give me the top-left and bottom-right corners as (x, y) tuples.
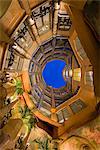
(32, 2), (51, 35)
(43, 39), (53, 51)
(58, 11), (72, 31)
(29, 62), (34, 72)
(35, 87), (42, 98)
(85, 71), (93, 86)
(74, 37), (87, 60)
(70, 99), (86, 114)
(44, 95), (51, 104)
(57, 111), (64, 123)
(56, 38), (67, 47)
(62, 108), (71, 120)
(56, 108), (70, 123)
(40, 107), (51, 117)
(73, 68), (81, 81)
(13, 21), (33, 50)
(5, 48), (24, 71)
(41, 101), (51, 111)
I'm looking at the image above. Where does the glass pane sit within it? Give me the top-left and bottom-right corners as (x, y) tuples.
(70, 99), (86, 114)
(57, 111), (64, 123)
(62, 108), (70, 120)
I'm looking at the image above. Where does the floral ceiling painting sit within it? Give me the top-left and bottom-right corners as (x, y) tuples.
(60, 116), (100, 150)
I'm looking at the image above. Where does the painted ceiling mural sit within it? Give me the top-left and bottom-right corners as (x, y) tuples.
(60, 116), (100, 150)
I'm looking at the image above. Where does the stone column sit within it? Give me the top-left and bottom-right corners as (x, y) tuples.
(50, 88), (57, 122)
(53, 3), (60, 36)
(12, 42), (31, 59)
(51, 88), (56, 108)
(28, 18), (41, 46)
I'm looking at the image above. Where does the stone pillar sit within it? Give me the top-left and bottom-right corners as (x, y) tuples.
(12, 42), (31, 59)
(31, 59), (41, 67)
(51, 88), (56, 108)
(50, 88), (57, 122)
(28, 18), (41, 46)
(53, 3), (60, 36)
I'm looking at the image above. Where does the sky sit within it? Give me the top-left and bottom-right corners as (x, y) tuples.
(42, 59), (66, 88)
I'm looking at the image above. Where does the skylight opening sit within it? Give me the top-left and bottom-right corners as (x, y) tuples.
(42, 59), (67, 88)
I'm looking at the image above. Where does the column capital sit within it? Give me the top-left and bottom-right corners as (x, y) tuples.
(55, 3), (60, 10)
(28, 17), (35, 26)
